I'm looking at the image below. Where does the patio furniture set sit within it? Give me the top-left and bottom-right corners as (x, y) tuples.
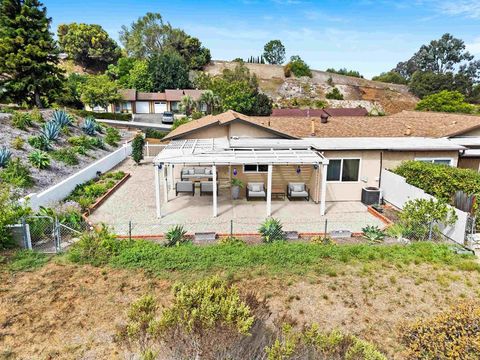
(246, 182), (310, 201)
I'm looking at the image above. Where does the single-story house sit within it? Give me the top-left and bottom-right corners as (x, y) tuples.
(86, 89), (207, 114)
(152, 109), (480, 218)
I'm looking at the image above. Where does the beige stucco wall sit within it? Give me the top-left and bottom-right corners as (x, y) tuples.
(382, 150), (459, 170)
(181, 125), (229, 139)
(228, 122), (279, 138)
(455, 128), (480, 137)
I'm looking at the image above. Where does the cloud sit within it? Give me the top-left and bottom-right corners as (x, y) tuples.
(437, 1), (480, 18)
(467, 38), (480, 55)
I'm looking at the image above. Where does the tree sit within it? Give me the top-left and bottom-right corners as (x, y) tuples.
(180, 95), (195, 116)
(372, 71), (408, 84)
(148, 52), (190, 92)
(326, 68), (363, 78)
(0, 0), (64, 107)
(56, 73), (87, 108)
(415, 90), (475, 113)
(131, 134), (144, 164)
(106, 57), (137, 87)
(120, 12), (172, 59)
(408, 71), (464, 98)
(165, 28), (211, 69)
(199, 90), (221, 114)
(249, 93), (272, 116)
(326, 87), (344, 100)
(78, 74), (121, 109)
(57, 23), (121, 71)
(128, 60), (154, 92)
(284, 56), (312, 78)
(263, 40), (286, 65)
(0, 184), (29, 248)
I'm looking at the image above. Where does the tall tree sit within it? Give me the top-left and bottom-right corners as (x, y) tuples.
(199, 90), (221, 114)
(78, 74), (121, 109)
(57, 23), (121, 71)
(165, 28), (211, 69)
(0, 0), (64, 107)
(263, 40), (286, 65)
(180, 95), (195, 116)
(148, 52), (190, 92)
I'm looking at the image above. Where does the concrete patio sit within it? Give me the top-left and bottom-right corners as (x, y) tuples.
(88, 159), (385, 236)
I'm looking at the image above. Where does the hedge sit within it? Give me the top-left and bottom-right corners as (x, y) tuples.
(73, 110), (132, 121)
(393, 161), (480, 202)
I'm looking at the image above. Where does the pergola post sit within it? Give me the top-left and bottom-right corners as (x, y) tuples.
(162, 166), (168, 202)
(169, 164), (174, 190)
(212, 165), (217, 217)
(267, 164), (273, 217)
(154, 165), (161, 218)
(320, 163), (328, 216)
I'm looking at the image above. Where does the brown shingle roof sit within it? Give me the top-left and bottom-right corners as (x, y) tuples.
(164, 110), (480, 140)
(118, 89), (136, 101)
(137, 92), (166, 101)
(165, 89), (206, 101)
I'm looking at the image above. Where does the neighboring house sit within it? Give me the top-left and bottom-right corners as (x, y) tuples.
(152, 110), (480, 218)
(85, 89), (207, 114)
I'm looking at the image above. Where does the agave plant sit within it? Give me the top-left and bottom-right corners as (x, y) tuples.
(82, 117), (97, 136)
(0, 146), (12, 168)
(28, 135), (52, 151)
(41, 121), (61, 141)
(28, 150), (50, 169)
(164, 225), (188, 247)
(259, 217), (286, 243)
(51, 110), (72, 128)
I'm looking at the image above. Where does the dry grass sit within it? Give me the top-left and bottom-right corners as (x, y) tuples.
(1, 257), (480, 359)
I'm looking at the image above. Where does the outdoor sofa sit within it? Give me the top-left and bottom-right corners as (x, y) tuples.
(287, 182), (310, 201)
(246, 182), (266, 201)
(181, 167), (214, 181)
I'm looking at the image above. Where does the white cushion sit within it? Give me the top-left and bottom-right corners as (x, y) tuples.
(251, 185), (261, 192)
(291, 190), (308, 197)
(249, 190), (266, 197)
(292, 184), (304, 192)
(205, 169), (211, 175)
(188, 169), (195, 175)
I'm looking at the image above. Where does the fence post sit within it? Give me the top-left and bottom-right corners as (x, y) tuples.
(21, 218), (32, 250)
(230, 219), (233, 237)
(146, 142), (150, 157)
(324, 219), (328, 237)
(55, 217), (61, 253)
(129, 220), (132, 241)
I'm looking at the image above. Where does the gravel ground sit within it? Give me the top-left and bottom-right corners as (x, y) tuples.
(0, 110), (134, 196)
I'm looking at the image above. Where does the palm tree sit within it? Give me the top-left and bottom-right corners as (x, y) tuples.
(180, 95), (195, 116)
(200, 90), (221, 114)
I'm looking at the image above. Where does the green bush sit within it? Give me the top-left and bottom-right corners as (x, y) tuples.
(326, 87), (344, 100)
(28, 135), (52, 151)
(105, 127), (121, 146)
(29, 108), (44, 123)
(51, 148), (79, 165)
(0, 159), (33, 188)
(259, 218), (286, 243)
(73, 110), (132, 121)
(284, 55), (312, 78)
(362, 225), (385, 243)
(164, 225), (188, 247)
(28, 150), (50, 169)
(218, 236), (245, 246)
(131, 134), (144, 164)
(416, 90), (475, 113)
(7, 250), (49, 271)
(0, 184), (29, 249)
(68, 135), (101, 149)
(171, 117), (190, 130)
(11, 112), (32, 130)
(11, 137), (24, 150)
(145, 128), (167, 139)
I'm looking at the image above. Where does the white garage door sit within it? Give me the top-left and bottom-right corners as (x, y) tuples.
(136, 101), (150, 114)
(154, 101), (167, 113)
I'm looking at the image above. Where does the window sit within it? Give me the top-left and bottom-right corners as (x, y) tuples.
(327, 159), (360, 182)
(415, 158), (452, 166)
(244, 164), (268, 173)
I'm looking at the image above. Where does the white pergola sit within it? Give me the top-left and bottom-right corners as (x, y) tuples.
(153, 139), (329, 219)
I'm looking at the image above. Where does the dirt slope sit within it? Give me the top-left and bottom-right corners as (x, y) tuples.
(204, 61), (418, 114)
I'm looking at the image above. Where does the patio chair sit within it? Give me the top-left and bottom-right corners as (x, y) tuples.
(246, 182), (266, 201)
(287, 182), (310, 201)
(200, 181), (219, 196)
(176, 181), (195, 196)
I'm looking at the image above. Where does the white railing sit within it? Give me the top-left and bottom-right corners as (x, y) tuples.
(380, 169), (469, 245)
(144, 142), (166, 158)
(25, 143), (132, 210)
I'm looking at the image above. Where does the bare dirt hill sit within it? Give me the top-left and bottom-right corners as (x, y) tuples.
(204, 61), (418, 115)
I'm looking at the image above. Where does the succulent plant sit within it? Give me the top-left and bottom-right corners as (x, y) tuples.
(28, 150), (51, 169)
(51, 110), (72, 128)
(28, 135), (52, 151)
(82, 117), (97, 136)
(0, 146), (12, 168)
(41, 121), (61, 141)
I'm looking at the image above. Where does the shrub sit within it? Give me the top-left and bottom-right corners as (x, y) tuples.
(171, 117), (190, 130)
(259, 218), (286, 243)
(11, 112), (32, 130)
(28, 135), (52, 151)
(131, 134), (144, 164)
(37, 202), (84, 231)
(0, 159), (33, 188)
(326, 87), (344, 100)
(7, 250), (49, 271)
(265, 323), (386, 360)
(29, 108), (44, 123)
(105, 127), (121, 146)
(51, 148), (79, 165)
(218, 236), (245, 246)
(11, 137), (24, 150)
(82, 117), (97, 136)
(0, 146), (12, 168)
(51, 109), (73, 127)
(399, 198), (457, 241)
(285, 55), (312, 78)
(68, 135), (99, 149)
(41, 121), (61, 141)
(0, 184), (29, 249)
(310, 235), (335, 245)
(164, 225), (188, 247)
(362, 225), (385, 243)
(28, 150), (50, 169)
(230, 178), (244, 188)
(326, 67), (364, 78)
(145, 128), (166, 139)
(73, 109), (131, 121)
(68, 225), (121, 266)
(416, 90), (475, 113)
(401, 300), (480, 359)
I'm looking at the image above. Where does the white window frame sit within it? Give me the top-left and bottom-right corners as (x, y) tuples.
(415, 157), (453, 166)
(326, 158), (362, 183)
(243, 164), (268, 173)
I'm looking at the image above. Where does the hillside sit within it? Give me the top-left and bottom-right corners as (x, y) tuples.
(205, 61), (419, 115)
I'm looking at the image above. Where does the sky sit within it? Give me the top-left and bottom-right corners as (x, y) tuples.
(44, 0), (480, 79)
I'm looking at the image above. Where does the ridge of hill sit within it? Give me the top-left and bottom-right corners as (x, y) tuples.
(204, 61), (418, 115)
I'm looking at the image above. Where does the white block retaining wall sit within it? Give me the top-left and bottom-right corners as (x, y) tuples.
(25, 143), (132, 210)
(380, 169), (469, 245)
